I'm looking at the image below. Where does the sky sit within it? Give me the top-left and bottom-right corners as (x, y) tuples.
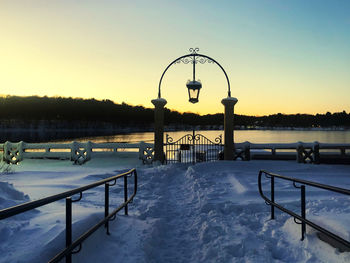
(0, 0), (349, 116)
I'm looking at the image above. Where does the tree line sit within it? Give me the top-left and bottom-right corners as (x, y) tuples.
(0, 95), (349, 128)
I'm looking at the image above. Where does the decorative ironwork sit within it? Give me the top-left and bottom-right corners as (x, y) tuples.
(174, 56), (214, 65)
(189, 47), (199, 54)
(165, 132), (223, 164)
(166, 134), (173, 144)
(174, 57), (192, 64)
(215, 134), (222, 144)
(174, 48), (214, 65)
(157, 48), (231, 98)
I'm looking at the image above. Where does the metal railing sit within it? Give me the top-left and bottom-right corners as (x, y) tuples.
(0, 168), (137, 263)
(258, 170), (350, 250)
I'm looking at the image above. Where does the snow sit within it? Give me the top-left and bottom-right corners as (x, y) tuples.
(0, 157), (350, 262)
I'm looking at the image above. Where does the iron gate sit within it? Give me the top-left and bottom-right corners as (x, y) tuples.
(165, 131), (223, 164)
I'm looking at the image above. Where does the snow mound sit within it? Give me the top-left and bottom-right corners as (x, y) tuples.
(0, 182), (30, 209)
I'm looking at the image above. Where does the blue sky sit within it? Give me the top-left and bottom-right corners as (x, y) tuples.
(1, 0), (349, 115)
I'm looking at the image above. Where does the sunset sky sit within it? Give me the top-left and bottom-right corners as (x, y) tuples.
(1, 0), (349, 116)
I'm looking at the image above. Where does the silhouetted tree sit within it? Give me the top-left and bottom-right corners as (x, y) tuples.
(0, 95), (349, 129)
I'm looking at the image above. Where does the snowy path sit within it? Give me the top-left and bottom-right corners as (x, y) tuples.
(142, 166), (196, 261)
(92, 162), (350, 263)
(140, 165), (254, 262)
(137, 164), (293, 262)
(1, 159), (350, 262)
(108, 162), (350, 263)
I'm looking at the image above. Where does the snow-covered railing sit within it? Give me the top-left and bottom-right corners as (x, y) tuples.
(1, 140), (348, 165)
(235, 142), (350, 164)
(0, 168), (138, 263)
(258, 170), (350, 252)
(0, 141), (154, 165)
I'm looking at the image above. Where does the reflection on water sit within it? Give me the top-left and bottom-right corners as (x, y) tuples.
(44, 130), (350, 144)
(0, 130), (123, 143)
(235, 130), (350, 144)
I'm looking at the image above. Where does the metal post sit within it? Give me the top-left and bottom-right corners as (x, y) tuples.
(244, 142), (251, 161)
(192, 129), (195, 164)
(105, 183), (110, 234)
(124, 176), (128, 215)
(271, 176), (275, 219)
(297, 144), (304, 163)
(66, 197), (72, 263)
(193, 55), (196, 80)
(313, 142), (320, 164)
(301, 185), (306, 240)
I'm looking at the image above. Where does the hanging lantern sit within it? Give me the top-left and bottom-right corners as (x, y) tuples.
(186, 80), (202, 103)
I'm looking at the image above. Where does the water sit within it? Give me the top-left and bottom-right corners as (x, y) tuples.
(49, 130), (350, 144)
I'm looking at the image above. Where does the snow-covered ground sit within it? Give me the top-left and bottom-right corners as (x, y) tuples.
(0, 157), (350, 262)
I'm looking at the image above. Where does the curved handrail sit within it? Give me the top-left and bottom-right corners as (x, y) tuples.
(158, 53), (231, 98)
(258, 170), (350, 249)
(259, 170), (350, 196)
(0, 168), (138, 263)
(0, 168), (136, 220)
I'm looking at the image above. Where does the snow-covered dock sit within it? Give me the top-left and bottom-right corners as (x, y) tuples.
(0, 158), (349, 262)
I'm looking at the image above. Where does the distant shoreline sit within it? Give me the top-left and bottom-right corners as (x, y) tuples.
(1, 96), (350, 131)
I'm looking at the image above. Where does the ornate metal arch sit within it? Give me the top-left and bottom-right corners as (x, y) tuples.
(157, 48), (231, 99)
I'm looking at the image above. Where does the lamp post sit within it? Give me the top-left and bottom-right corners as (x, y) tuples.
(152, 48), (238, 163)
(157, 47), (231, 100)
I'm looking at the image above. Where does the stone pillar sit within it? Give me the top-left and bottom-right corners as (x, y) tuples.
(221, 97), (238, 160)
(151, 98), (167, 163)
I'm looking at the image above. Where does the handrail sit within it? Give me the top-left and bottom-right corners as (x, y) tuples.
(258, 170), (350, 250)
(0, 168), (138, 263)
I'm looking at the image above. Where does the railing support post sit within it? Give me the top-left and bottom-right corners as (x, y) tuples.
(105, 183), (110, 234)
(271, 176), (275, 219)
(301, 185), (306, 240)
(66, 197), (72, 263)
(124, 176), (128, 215)
(244, 142), (250, 161)
(192, 129), (195, 165)
(313, 142), (320, 164)
(297, 143), (303, 163)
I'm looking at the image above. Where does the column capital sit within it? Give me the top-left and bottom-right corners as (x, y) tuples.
(221, 97), (238, 106)
(152, 98), (167, 107)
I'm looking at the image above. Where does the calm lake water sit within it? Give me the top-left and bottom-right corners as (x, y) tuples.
(52, 130), (350, 144)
